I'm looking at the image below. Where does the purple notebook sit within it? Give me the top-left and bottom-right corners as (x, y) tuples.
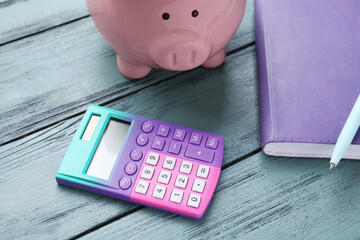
(255, 0), (360, 159)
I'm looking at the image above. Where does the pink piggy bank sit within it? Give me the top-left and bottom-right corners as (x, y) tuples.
(86, 0), (247, 79)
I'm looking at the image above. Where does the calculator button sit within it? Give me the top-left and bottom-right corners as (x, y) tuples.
(170, 189), (184, 204)
(206, 136), (219, 149)
(173, 128), (186, 141)
(157, 124), (170, 137)
(152, 138), (165, 151)
(136, 134), (148, 146)
(130, 148), (143, 161)
(184, 145), (214, 163)
(196, 165), (210, 179)
(152, 185), (167, 199)
(142, 121), (153, 133)
(125, 162), (137, 176)
(119, 177), (132, 190)
(189, 133), (202, 145)
(135, 180), (149, 194)
(192, 179), (206, 193)
(179, 161), (193, 174)
(163, 156), (176, 170)
(187, 193), (201, 208)
(168, 141), (182, 155)
(146, 152), (160, 166)
(141, 166), (155, 180)
(158, 170), (171, 185)
(175, 175), (188, 189)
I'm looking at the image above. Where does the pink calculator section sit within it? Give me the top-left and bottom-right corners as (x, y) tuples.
(130, 151), (221, 219)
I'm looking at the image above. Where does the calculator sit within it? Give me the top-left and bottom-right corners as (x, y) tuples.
(56, 105), (224, 219)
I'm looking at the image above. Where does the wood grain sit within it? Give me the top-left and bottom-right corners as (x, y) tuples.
(0, 0), (88, 45)
(0, 46), (260, 239)
(0, 0), (255, 145)
(80, 153), (360, 240)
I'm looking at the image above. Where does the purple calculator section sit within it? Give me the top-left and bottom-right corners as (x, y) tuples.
(58, 105), (224, 219)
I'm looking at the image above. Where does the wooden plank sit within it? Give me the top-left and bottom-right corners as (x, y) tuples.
(79, 153), (360, 240)
(0, 0), (88, 45)
(0, 0), (255, 145)
(0, 46), (259, 239)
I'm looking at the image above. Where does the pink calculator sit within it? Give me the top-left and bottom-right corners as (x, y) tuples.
(56, 105), (224, 219)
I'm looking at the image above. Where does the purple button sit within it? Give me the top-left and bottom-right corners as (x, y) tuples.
(130, 148), (143, 161)
(119, 176), (132, 190)
(168, 141), (182, 155)
(173, 128), (186, 141)
(185, 145), (214, 163)
(157, 124), (170, 137)
(125, 162), (137, 175)
(142, 121), (153, 133)
(136, 134), (148, 146)
(189, 132), (202, 145)
(152, 137), (165, 151)
(206, 136), (219, 149)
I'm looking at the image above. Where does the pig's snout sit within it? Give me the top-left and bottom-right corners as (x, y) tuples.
(150, 31), (210, 71)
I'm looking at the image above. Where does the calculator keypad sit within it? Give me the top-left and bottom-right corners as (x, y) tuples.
(130, 151), (221, 219)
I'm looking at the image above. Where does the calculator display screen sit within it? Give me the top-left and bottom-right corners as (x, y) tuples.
(86, 119), (130, 180)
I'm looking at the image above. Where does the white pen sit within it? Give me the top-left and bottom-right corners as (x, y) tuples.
(330, 95), (360, 170)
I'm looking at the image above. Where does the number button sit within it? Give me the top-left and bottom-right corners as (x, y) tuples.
(142, 121), (153, 133)
(163, 156), (176, 170)
(170, 189), (184, 204)
(146, 152), (159, 166)
(130, 149), (143, 161)
(179, 161), (193, 174)
(196, 165), (210, 179)
(119, 177), (132, 190)
(187, 193), (201, 208)
(175, 175), (188, 189)
(152, 185), (167, 199)
(192, 179), (205, 193)
(158, 170), (171, 185)
(136, 134), (148, 146)
(141, 166), (154, 180)
(135, 180), (149, 195)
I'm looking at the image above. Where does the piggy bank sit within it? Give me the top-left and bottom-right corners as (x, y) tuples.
(86, 0), (247, 79)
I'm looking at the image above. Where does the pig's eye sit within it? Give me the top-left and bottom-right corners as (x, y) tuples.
(192, 10), (199, 18)
(162, 13), (170, 20)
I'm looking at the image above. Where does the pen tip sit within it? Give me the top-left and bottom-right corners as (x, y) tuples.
(329, 163), (335, 170)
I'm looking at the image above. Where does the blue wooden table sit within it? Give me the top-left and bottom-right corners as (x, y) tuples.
(2, 1), (360, 239)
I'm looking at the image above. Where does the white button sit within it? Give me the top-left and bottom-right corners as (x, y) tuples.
(196, 165), (210, 179)
(187, 193), (201, 208)
(192, 179), (206, 193)
(152, 185), (166, 199)
(141, 166), (154, 180)
(135, 180), (149, 195)
(179, 161), (193, 174)
(175, 175), (188, 189)
(170, 189), (184, 204)
(146, 152), (159, 166)
(163, 156), (176, 170)
(158, 170), (171, 185)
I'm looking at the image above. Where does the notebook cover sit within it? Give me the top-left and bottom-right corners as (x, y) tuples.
(255, 0), (360, 158)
